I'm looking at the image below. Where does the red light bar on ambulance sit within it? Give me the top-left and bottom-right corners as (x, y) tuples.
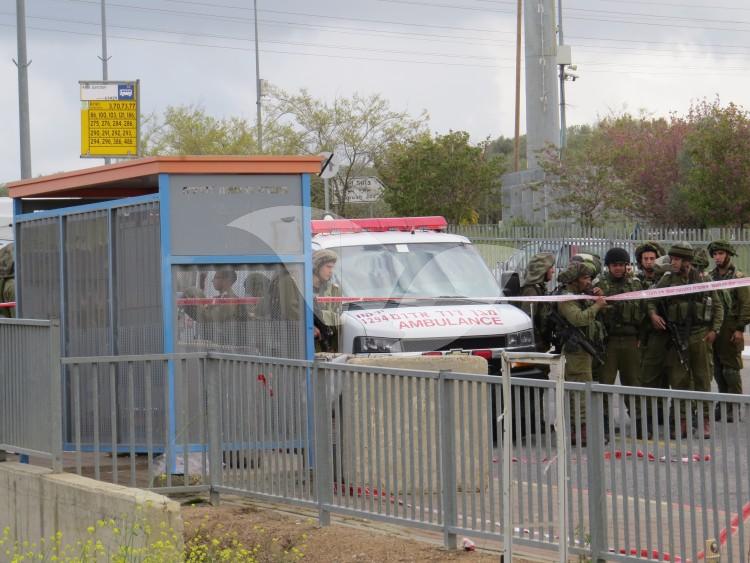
(311, 216), (447, 235)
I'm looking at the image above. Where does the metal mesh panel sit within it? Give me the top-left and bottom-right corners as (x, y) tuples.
(174, 263), (305, 359)
(64, 211), (111, 445)
(114, 202), (163, 355)
(65, 211), (110, 356)
(17, 218), (61, 320)
(113, 202), (166, 446)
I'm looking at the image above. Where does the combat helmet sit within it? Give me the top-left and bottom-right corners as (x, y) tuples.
(570, 253), (602, 278)
(667, 242), (694, 260)
(653, 254), (672, 276)
(707, 240), (737, 257)
(313, 249), (338, 275)
(523, 252), (555, 286)
(604, 247), (630, 266)
(693, 247), (710, 271)
(634, 241), (665, 264)
(558, 261), (595, 286)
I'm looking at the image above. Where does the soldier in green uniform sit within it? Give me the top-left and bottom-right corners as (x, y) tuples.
(595, 248), (644, 433)
(0, 243), (14, 319)
(635, 242), (668, 428)
(635, 241), (665, 290)
(520, 252), (556, 363)
(557, 262), (607, 445)
(645, 243), (724, 439)
(708, 240), (750, 418)
(313, 249), (342, 353)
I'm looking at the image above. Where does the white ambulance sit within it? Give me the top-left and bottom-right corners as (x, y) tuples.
(312, 216), (542, 377)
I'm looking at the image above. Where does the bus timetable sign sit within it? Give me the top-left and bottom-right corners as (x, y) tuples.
(80, 80), (140, 158)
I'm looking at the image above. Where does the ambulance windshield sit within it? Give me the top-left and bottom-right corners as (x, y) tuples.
(335, 242), (500, 299)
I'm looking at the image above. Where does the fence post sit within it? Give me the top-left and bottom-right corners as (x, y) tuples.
(438, 369), (457, 550)
(206, 357), (222, 506)
(49, 321), (63, 472)
(586, 383), (607, 563)
(313, 362), (332, 526)
(500, 353), (514, 560)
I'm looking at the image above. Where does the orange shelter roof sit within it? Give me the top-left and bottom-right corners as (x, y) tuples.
(7, 155), (324, 199)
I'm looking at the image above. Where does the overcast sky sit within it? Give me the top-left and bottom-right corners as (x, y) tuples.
(2, 0), (750, 183)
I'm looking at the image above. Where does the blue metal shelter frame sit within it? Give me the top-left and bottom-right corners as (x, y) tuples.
(9, 157), (319, 462)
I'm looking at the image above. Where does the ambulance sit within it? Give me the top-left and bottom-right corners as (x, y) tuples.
(312, 216), (543, 377)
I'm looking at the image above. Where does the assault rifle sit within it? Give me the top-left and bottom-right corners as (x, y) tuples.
(314, 314), (336, 352)
(549, 308), (606, 365)
(655, 301), (691, 375)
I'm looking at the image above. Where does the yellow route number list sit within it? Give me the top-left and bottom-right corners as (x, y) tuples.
(80, 80), (140, 158)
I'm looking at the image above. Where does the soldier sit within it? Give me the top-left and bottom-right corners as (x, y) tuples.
(520, 252), (556, 367)
(313, 249), (342, 353)
(646, 243), (723, 439)
(595, 248), (644, 434)
(556, 262), (608, 445)
(635, 241), (665, 289)
(708, 240), (750, 419)
(0, 243), (14, 319)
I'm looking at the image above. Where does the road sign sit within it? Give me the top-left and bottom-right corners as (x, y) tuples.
(80, 80), (140, 158)
(346, 176), (385, 203)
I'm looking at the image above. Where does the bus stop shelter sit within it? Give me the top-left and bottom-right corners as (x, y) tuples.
(7, 155), (321, 449)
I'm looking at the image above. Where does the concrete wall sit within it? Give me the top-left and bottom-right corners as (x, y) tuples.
(0, 462), (183, 556)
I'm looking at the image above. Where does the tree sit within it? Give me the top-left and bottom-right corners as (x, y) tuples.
(679, 99), (750, 227)
(0, 184), (7, 197)
(598, 113), (690, 225)
(537, 126), (631, 229)
(140, 104), (302, 156)
(376, 131), (505, 224)
(265, 87), (428, 216)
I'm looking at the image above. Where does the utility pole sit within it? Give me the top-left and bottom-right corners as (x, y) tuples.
(99, 0), (112, 165)
(513, 0), (522, 172)
(14, 0), (32, 179)
(254, 0), (263, 153)
(558, 0), (566, 151)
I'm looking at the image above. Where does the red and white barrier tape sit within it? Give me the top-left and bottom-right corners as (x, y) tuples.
(316, 276), (750, 304)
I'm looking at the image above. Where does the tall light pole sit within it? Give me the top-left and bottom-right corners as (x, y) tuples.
(99, 0), (112, 165)
(14, 0), (32, 179)
(558, 0), (566, 151)
(253, 0), (263, 153)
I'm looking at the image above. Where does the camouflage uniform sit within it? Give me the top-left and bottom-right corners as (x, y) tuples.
(557, 263), (607, 429)
(645, 243), (724, 434)
(313, 249), (342, 353)
(595, 259), (644, 389)
(708, 240), (750, 397)
(0, 243), (14, 319)
(520, 253), (556, 367)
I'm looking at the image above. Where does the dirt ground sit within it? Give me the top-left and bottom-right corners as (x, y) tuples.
(180, 497), (502, 562)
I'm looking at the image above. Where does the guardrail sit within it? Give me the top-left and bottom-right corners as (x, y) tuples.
(3, 333), (749, 561)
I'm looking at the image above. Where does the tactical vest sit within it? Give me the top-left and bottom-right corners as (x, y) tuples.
(596, 273), (643, 336)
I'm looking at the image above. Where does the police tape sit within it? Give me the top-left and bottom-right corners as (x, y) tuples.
(315, 276), (750, 304)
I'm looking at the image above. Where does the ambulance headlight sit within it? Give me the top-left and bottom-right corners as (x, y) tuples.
(353, 337), (403, 354)
(507, 329), (534, 347)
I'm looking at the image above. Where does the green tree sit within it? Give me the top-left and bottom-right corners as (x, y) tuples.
(0, 184), (7, 197)
(140, 104), (302, 156)
(266, 87), (428, 216)
(376, 131), (505, 224)
(679, 99), (750, 227)
(537, 125), (631, 229)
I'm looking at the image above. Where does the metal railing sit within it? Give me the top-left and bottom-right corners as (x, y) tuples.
(3, 337), (750, 561)
(0, 318), (62, 470)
